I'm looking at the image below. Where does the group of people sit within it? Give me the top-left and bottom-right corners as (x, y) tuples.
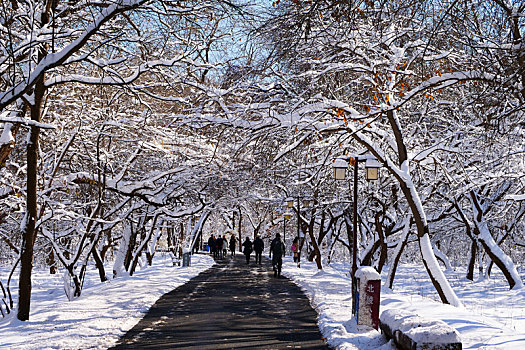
(242, 233), (289, 278)
(240, 235), (265, 265)
(207, 232), (299, 278)
(207, 234), (236, 259)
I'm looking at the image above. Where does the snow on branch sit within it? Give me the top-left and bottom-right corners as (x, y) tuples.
(0, 0), (149, 110)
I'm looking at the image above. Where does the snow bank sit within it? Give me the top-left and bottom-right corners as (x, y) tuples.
(380, 309), (461, 345)
(0, 254), (214, 349)
(284, 259), (525, 349)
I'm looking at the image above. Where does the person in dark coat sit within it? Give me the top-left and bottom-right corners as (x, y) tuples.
(253, 235), (264, 265)
(242, 237), (253, 265)
(216, 235), (224, 259)
(270, 233), (285, 277)
(208, 235), (216, 258)
(229, 235), (236, 257)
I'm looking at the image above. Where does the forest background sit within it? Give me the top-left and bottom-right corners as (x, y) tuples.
(0, 0), (523, 327)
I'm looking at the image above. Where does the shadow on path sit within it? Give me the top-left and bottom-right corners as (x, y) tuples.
(110, 254), (330, 349)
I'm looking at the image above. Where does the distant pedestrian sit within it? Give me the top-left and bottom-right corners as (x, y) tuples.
(222, 236), (228, 258)
(270, 233), (285, 277)
(229, 235), (236, 257)
(208, 235), (217, 258)
(216, 235), (224, 259)
(291, 237), (299, 263)
(242, 237), (253, 265)
(253, 235), (264, 265)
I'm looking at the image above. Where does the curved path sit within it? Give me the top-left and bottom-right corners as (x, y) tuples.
(111, 254), (330, 349)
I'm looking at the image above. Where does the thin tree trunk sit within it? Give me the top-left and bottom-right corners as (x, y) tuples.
(91, 246), (108, 282)
(376, 213), (388, 273)
(385, 217), (410, 289)
(17, 49), (47, 321)
(470, 191), (523, 289)
(238, 208), (243, 252)
(466, 240), (477, 281)
(47, 246), (57, 274)
(307, 215), (322, 269)
(124, 219), (138, 271)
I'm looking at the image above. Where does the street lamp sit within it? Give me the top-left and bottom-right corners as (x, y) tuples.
(333, 157), (348, 180)
(365, 158), (381, 181)
(333, 153), (381, 316)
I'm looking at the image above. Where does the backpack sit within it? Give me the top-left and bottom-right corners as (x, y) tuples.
(272, 239), (283, 257)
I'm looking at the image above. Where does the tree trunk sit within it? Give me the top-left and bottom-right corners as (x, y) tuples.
(361, 239), (381, 267)
(124, 220), (137, 271)
(466, 240), (477, 281)
(343, 208), (353, 259)
(238, 208), (242, 252)
(385, 217), (410, 289)
(470, 191), (523, 289)
(47, 246), (57, 274)
(306, 216), (322, 269)
(432, 242), (452, 271)
(17, 51), (47, 321)
(91, 246), (108, 282)
(398, 179), (461, 306)
(376, 214), (388, 273)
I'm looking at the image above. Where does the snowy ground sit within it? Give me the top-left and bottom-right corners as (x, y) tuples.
(0, 254), (215, 349)
(1, 254), (524, 349)
(282, 258), (525, 350)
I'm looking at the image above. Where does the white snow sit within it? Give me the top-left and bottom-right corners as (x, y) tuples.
(380, 309), (460, 344)
(505, 194), (525, 201)
(0, 123), (15, 145)
(0, 254), (214, 349)
(281, 258), (525, 349)
(356, 266), (381, 281)
(2, 256), (525, 349)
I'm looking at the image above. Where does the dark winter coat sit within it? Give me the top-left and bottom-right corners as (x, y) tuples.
(208, 237), (216, 251)
(229, 237), (236, 250)
(242, 239), (253, 256)
(253, 237), (264, 253)
(270, 237), (285, 259)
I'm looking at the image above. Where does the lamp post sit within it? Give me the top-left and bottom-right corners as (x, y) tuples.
(283, 211), (292, 254)
(333, 154), (380, 316)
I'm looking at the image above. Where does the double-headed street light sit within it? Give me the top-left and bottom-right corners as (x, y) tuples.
(333, 153), (381, 316)
(282, 196), (310, 265)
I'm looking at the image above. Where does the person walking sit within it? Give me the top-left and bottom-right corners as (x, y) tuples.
(229, 235), (236, 257)
(208, 235), (217, 258)
(222, 236), (228, 258)
(253, 235), (264, 265)
(291, 237), (299, 263)
(242, 237), (253, 265)
(270, 233), (285, 277)
(216, 235), (224, 259)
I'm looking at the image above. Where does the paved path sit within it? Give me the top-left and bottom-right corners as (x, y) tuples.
(111, 254), (330, 349)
